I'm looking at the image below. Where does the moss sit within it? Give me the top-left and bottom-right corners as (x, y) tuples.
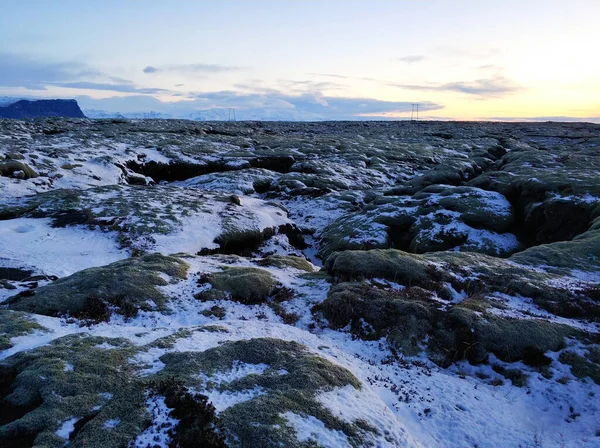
(148, 378), (226, 447)
(325, 249), (431, 284)
(201, 305), (227, 319)
(147, 329), (195, 350)
(198, 267), (278, 305)
(0, 334), (147, 448)
(317, 282), (436, 356)
(7, 254), (189, 319)
(0, 311), (46, 351)
(318, 281), (579, 367)
(492, 365), (529, 387)
(256, 255), (314, 272)
(158, 338), (370, 447)
(510, 228), (600, 273)
(477, 317), (578, 363)
(560, 347), (600, 384)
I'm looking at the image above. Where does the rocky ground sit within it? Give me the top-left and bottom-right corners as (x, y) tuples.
(0, 117), (599, 448)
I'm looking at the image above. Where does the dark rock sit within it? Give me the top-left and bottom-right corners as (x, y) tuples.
(0, 99), (85, 119)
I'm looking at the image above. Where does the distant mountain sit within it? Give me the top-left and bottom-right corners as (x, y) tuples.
(0, 99), (86, 119)
(83, 107), (326, 122)
(83, 109), (173, 119)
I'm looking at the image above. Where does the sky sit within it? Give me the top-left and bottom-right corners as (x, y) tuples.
(1, 0), (599, 121)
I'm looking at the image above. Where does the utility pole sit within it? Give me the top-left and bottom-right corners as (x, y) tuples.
(410, 103), (420, 121)
(228, 108), (236, 122)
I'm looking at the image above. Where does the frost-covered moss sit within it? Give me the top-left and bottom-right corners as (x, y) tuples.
(0, 311), (45, 351)
(317, 281), (580, 366)
(198, 267), (278, 304)
(159, 338), (368, 448)
(6, 254), (189, 319)
(560, 347), (600, 384)
(256, 255), (314, 272)
(0, 334), (146, 448)
(325, 249), (432, 284)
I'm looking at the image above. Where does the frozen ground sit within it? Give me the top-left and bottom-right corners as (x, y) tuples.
(1, 118), (599, 448)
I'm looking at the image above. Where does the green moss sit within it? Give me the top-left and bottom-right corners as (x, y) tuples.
(6, 254), (189, 319)
(256, 255), (314, 272)
(317, 281), (579, 367)
(0, 311), (46, 351)
(325, 249), (431, 284)
(478, 317), (577, 363)
(159, 338), (369, 447)
(510, 228), (600, 273)
(0, 334), (147, 448)
(317, 282), (436, 356)
(492, 365), (529, 387)
(198, 267), (278, 305)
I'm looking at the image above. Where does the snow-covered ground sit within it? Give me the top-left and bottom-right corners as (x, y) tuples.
(1, 118), (599, 447)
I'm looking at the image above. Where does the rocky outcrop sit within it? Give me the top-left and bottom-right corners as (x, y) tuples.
(0, 99), (85, 119)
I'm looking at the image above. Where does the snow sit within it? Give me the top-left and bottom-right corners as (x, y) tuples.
(131, 395), (178, 448)
(283, 412), (351, 447)
(152, 212), (222, 253)
(103, 418), (120, 429)
(2, 121), (600, 447)
(55, 417), (80, 440)
(0, 218), (128, 277)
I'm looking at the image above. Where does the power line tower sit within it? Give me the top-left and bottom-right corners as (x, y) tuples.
(228, 108), (237, 122)
(410, 103), (420, 121)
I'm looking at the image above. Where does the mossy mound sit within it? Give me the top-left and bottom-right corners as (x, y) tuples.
(0, 185), (291, 254)
(6, 254), (189, 320)
(317, 281), (581, 367)
(325, 248), (600, 320)
(0, 311), (46, 351)
(510, 224), (600, 273)
(159, 338), (373, 447)
(0, 334), (147, 448)
(324, 249), (432, 284)
(320, 185), (519, 259)
(318, 282), (439, 356)
(256, 255), (315, 272)
(197, 267), (279, 304)
(0, 161), (39, 179)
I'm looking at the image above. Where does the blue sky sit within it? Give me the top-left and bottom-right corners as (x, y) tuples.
(1, 0), (599, 120)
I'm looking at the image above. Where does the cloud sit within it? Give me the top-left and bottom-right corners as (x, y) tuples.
(0, 53), (86, 90)
(77, 89), (444, 120)
(309, 73), (349, 79)
(396, 55), (425, 63)
(391, 75), (521, 97)
(52, 82), (167, 94)
(2, 53), (166, 95)
(488, 116), (600, 124)
(142, 63), (241, 74)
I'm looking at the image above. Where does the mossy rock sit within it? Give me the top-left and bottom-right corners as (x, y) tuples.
(328, 248), (600, 320)
(510, 226), (600, 273)
(317, 280), (581, 367)
(0, 161), (38, 179)
(318, 282), (438, 356)
(325, 249), (432, 284)
(6, 254), (189, 319)
(0, 311), (46, 351)
(256, 255), (314, 272)
(320, 185), (518, 258)
(0, 334), (147, 448)
(475, 315), (578, 364)
(199, 267), (278, 304)
(159, 338), (371, 447)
